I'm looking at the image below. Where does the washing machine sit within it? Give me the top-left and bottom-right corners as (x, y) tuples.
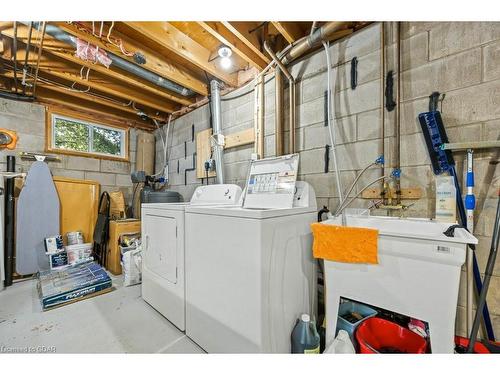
(141, 184), (242, 331)
(185, 155), (318, 353)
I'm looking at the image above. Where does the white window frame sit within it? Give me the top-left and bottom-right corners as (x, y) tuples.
(50, 113), (127, 159)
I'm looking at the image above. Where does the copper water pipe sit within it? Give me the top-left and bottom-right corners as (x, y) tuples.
(253, 75), (265, 158)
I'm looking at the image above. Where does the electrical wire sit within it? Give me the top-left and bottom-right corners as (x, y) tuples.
(69, 66), (91, 92)
(323, 40), (344, 221)
(106, 21), (134, 57)
(3, 60), (135, 107)
(151, 114), (172, 180)
(92, 21), (105, 64)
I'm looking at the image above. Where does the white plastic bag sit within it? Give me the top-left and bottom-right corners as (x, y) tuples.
(324, 330), (356, 354)
(122, 245), (142, 287)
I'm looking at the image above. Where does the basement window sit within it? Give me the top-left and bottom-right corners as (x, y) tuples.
(48, 113), (128, 160)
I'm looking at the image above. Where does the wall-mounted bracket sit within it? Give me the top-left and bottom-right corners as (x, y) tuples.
(324, 144), (330, 173)
(195, 127), (255, 179)
(385, 71), (396, 112)
(350, 57), (358, 90)
(361, 187), (422, 200)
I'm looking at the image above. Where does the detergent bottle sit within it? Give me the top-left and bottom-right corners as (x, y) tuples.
(435, 176), (457, 223)
(291, 314), (320, 354)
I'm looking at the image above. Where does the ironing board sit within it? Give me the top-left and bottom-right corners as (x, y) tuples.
(16, 161), (60, 274)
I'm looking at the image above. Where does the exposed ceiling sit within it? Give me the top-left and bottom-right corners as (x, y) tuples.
(0, 21), (368, 130)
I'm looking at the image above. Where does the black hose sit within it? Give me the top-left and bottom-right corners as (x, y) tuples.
(318, 206), (329, 222)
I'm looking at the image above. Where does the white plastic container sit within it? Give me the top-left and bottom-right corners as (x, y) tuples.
(65, 243), (92, 264)
(66, 231), (84, 245)
(435, 176), (457, 223)
(324, 330), (355, 354)
(322, 214), (477, 353)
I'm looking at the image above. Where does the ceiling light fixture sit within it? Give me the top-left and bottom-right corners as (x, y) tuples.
(218, 45), (233, 70)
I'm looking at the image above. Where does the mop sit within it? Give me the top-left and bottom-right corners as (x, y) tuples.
(418, 110), (495, 341)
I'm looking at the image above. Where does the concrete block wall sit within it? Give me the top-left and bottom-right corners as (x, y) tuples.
(0, 98), (141, 204)
(159, 22), (499, 338)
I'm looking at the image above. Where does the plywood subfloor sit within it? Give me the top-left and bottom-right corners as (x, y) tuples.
(0, 276), (204, 353)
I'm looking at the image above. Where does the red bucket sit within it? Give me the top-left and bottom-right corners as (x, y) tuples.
(355, 317), (427, 354)
(454, 336), (491, 354)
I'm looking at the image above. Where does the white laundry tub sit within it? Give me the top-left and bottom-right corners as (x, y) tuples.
(321, 214), (477, 353)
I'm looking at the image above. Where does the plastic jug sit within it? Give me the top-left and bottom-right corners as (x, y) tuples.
(291, 314), (320, 354)
(324, 330), (356, 354)
(435, 176), (457, 223)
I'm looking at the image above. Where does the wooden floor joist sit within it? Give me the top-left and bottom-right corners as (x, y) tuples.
(38, 83), (166, 122)
(54, 22), (209, 96)
(1, 27), (193, 107)
(37, 87), (156, 131)
(197, 22), (269, 70)
(221, 22), (270, 65)
(0, 21), (370, 129)
(126, 22), (239, 87)
(271, 22), (304, 44)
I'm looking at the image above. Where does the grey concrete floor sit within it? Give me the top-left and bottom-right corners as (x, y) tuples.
(0, 276), (204, 353)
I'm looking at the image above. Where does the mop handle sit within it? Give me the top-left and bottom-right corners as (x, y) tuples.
(450, 166), (495, 341)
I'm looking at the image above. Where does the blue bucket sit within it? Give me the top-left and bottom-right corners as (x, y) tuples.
(336, 301), (377, 339)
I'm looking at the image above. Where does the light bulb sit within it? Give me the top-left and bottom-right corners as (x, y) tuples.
(220, 56), (232, 69)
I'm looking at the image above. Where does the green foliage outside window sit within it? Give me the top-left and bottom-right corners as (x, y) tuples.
(92, 126), (121, 156)
(53, 115), (124, 157)
(54, 118), (89, 152)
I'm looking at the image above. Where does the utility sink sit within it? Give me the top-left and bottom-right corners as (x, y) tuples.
(321, 214), (477, 353)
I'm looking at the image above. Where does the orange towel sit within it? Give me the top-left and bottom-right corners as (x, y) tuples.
(311, 223), (379, 264)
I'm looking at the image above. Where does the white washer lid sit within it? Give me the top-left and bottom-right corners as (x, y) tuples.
(142, 202), (190, 211)
(185, 204), (316, 219)
(141, 184), (242, 211)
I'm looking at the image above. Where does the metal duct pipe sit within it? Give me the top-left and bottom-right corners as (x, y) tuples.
(210, 80), (225, 184)
(264, 41), (296, 154)
(28, 22), (195, 97)
(275, 68), (284, 156)
(281, 21), (348, 65)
